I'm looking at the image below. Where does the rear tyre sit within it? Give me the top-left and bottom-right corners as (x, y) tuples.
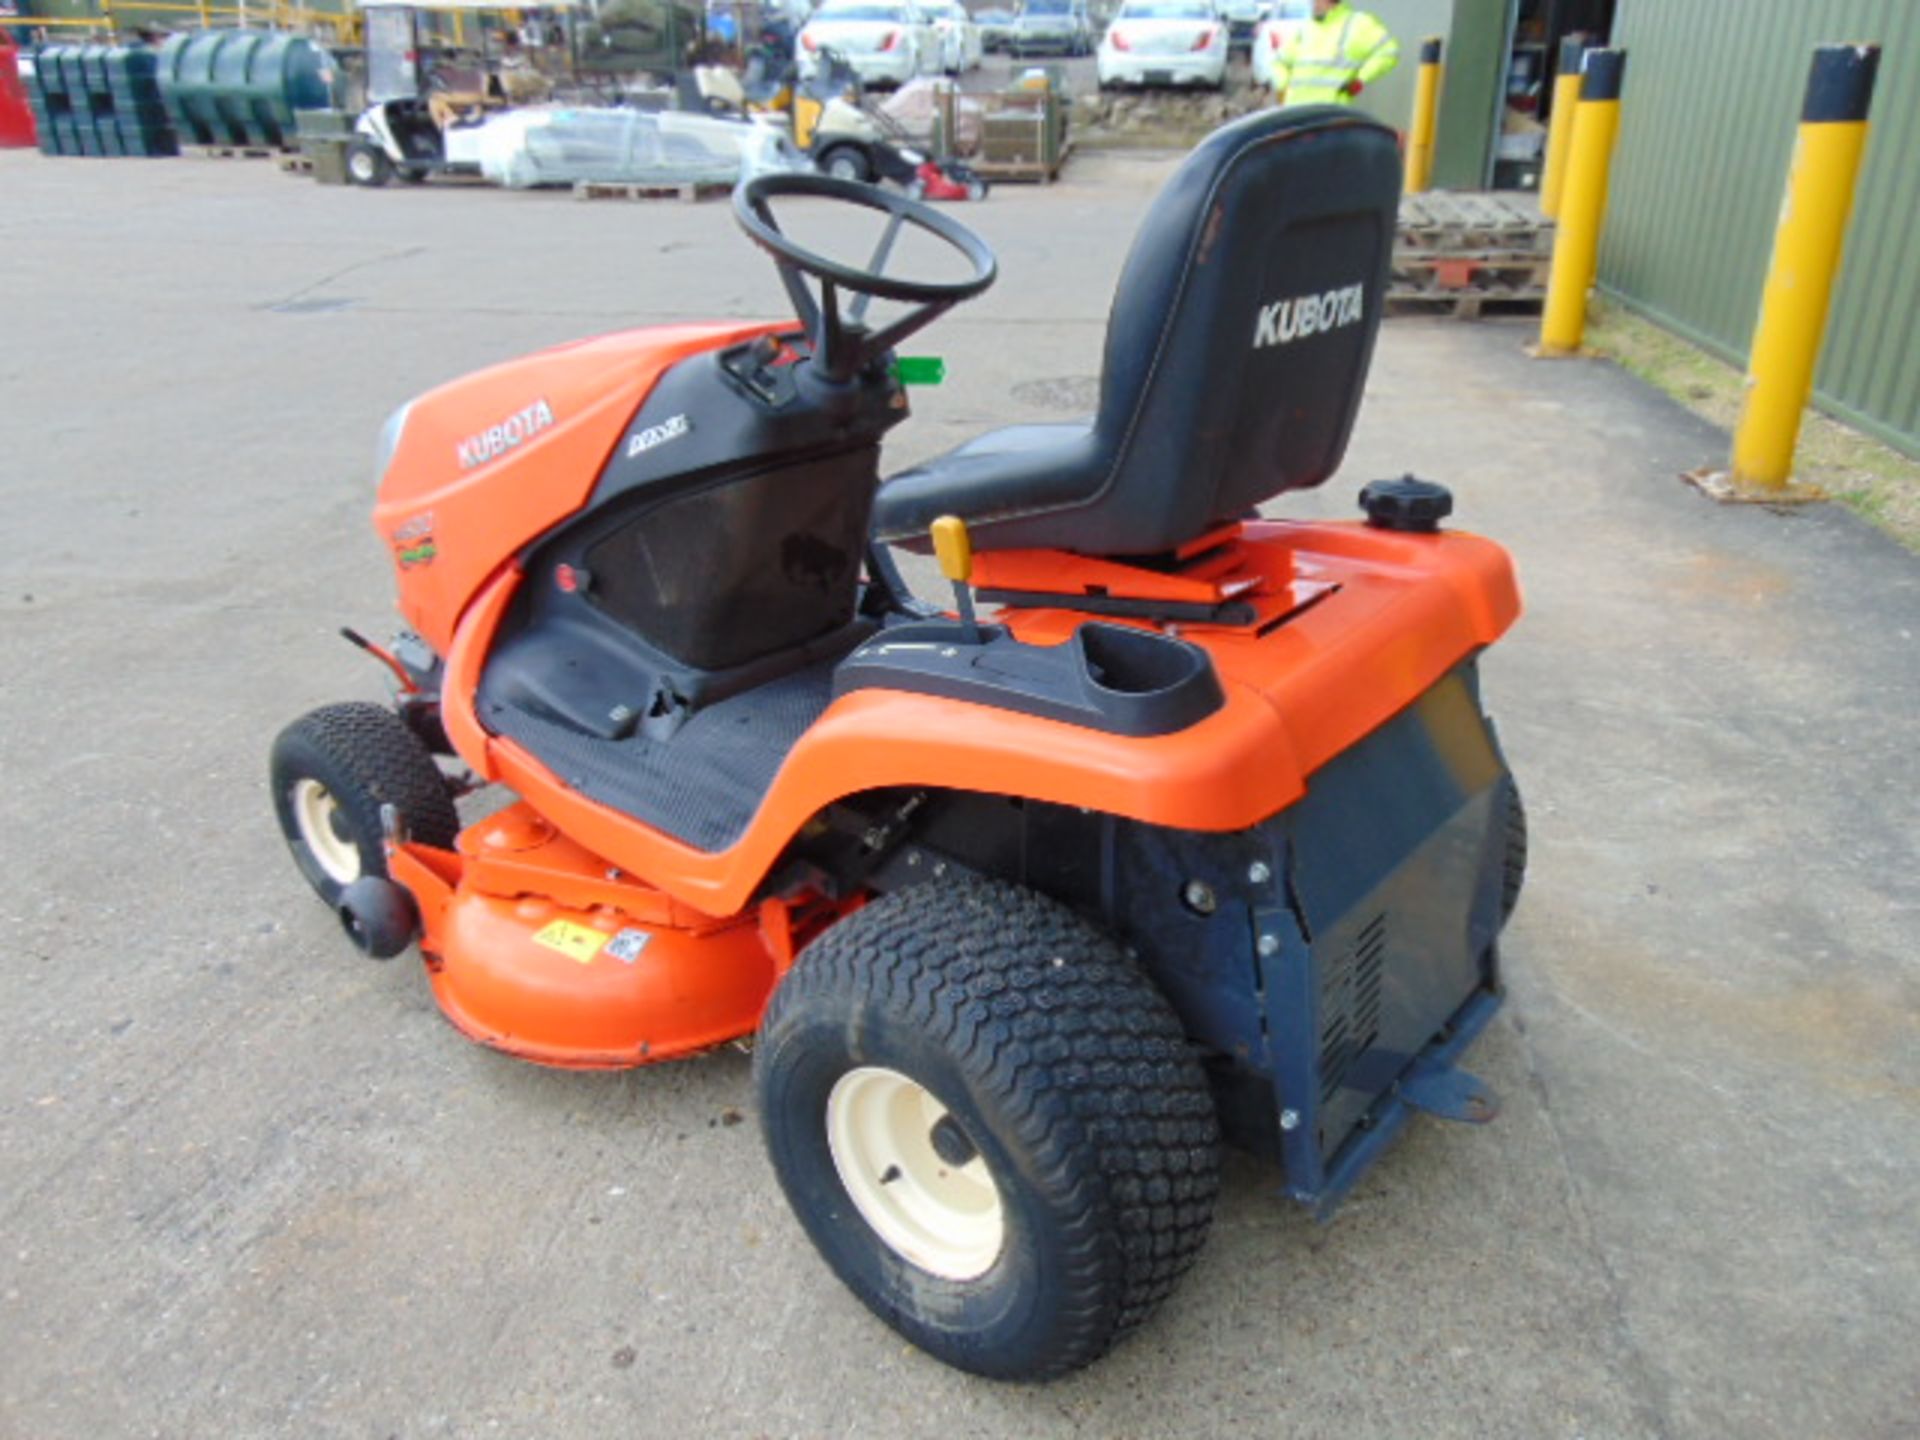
(345, 138), (393, 187)
(270, 702), (460, 908)
(1500, 778), (1528, 924)
(755, 878), (1220, 1380)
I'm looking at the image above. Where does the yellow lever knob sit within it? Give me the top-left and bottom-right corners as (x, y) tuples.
(931, 515), (973, 584)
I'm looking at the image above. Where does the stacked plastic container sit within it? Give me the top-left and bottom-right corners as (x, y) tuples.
(104, 46), (176, 155)
(22, 43), (178, 157)
(156, 30), (333, 150)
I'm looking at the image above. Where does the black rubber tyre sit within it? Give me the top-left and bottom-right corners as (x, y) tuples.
(1500, 777), (1528, 925)
(755, 877), (1221, 1380)
(338, 876), (420, 960)
(269, 702), (460, 907)
(816, 143), (874, 183)
(345, 138), (392, 187)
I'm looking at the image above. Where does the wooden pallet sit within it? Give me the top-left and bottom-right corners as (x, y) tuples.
(183, 143), (296, 160)
(571, 179), (731, 202)
(1397, 190), (1553, 256)
(1392, 252), (1548, 291)
(1386, 292), (1546, 319)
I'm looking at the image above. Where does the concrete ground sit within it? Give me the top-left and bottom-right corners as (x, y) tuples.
(1, 148), (1915, 1440)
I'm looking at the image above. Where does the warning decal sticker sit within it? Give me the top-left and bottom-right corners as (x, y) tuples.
(532, 920), (610, 964)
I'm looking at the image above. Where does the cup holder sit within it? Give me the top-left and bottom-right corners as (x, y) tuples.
(1073, 623), (1224, 733)
(835, 618), (1226, 738)
(1077, 623), (1206, 695)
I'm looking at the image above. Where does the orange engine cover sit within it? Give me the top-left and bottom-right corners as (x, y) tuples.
(392, 804), (781, 1069)
(372, 320), (780, 655)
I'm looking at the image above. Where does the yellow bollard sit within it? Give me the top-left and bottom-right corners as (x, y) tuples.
(1728, 44), (1881, 495)
(1538, 36), (1585, 218)
(1538, 48), (1627, 357)
(1403, 37), (1442, 194)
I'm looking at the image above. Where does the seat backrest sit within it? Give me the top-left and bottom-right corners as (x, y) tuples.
(1041, 106), (1401, 556)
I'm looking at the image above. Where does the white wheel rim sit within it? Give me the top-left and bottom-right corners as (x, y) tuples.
(827, 1066), (1005, 1280)
(291, 778), (362, 885)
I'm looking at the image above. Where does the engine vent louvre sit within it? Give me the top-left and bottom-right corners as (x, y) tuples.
(1318, 912), (1387, 1101)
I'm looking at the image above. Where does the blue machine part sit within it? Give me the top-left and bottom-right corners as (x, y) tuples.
(1110, 661), (1512, 1217)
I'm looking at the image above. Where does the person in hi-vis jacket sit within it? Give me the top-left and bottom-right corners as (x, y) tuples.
(1272, 0), (1399, 105)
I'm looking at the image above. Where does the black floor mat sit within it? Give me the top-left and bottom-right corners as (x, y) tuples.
(477, 658), (838, 853)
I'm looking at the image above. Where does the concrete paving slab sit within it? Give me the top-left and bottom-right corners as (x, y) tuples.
(0, 147), (1914, 1440)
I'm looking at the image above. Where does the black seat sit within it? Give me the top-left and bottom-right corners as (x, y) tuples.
(870, 106), (1402, 557)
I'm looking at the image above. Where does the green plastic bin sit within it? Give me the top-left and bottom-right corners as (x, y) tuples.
(159, 30), (332, 149)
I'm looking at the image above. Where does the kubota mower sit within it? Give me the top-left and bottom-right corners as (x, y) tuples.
(271, 105), (1524, 1380)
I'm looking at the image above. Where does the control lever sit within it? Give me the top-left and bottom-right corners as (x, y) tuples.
(930, 515), (981, 645)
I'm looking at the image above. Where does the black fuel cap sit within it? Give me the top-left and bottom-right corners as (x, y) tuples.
(1360, 475), (1453, 533)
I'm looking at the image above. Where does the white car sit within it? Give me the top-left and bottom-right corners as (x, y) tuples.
(1218, 0), (1260, 49)
(1096, 0), (1228, 89)
(1251, 0), (1313, 91)
(797, 0), (939, 87)
(927, 0), (983, 72)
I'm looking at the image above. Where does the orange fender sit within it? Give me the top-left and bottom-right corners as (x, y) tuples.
(439, 519), (1519, 918)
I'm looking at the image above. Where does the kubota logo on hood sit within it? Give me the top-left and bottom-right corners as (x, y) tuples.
(1253, 283), (1366, 349)
(456, 398), (556, 470)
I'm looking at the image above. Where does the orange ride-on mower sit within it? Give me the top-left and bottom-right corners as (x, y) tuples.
(271, 106), (1525, 1380)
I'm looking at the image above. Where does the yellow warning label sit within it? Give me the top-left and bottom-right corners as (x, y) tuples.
(531, 920), (610, 964)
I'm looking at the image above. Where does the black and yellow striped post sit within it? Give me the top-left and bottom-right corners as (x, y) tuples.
(1538, 48), (1627, 357)
(1403, 37), (1443, 195)
(1727, 44), (1881, 495)
(1538, 36), (1586, 218)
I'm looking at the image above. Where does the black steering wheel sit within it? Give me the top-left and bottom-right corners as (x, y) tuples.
(733, 172), (997, 385)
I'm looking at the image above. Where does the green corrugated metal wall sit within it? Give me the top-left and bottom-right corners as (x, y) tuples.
(1599, 0), (1920, 458)
(1352, 0), (1513, 189)
(1351, 0), (1456, 140)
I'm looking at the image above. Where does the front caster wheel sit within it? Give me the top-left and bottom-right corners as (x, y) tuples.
(270, 701), (460, 907)
(755, 878), (1220, 1380)
(345, 138), (393, 187)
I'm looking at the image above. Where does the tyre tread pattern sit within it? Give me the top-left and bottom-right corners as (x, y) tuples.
(760, 877), (1220, 1378)
(280, 702), (459, 852)
(1501, 777), (1527, 923)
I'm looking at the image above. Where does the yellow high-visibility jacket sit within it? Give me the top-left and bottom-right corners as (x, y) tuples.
(1273, 3), (1399, 104)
